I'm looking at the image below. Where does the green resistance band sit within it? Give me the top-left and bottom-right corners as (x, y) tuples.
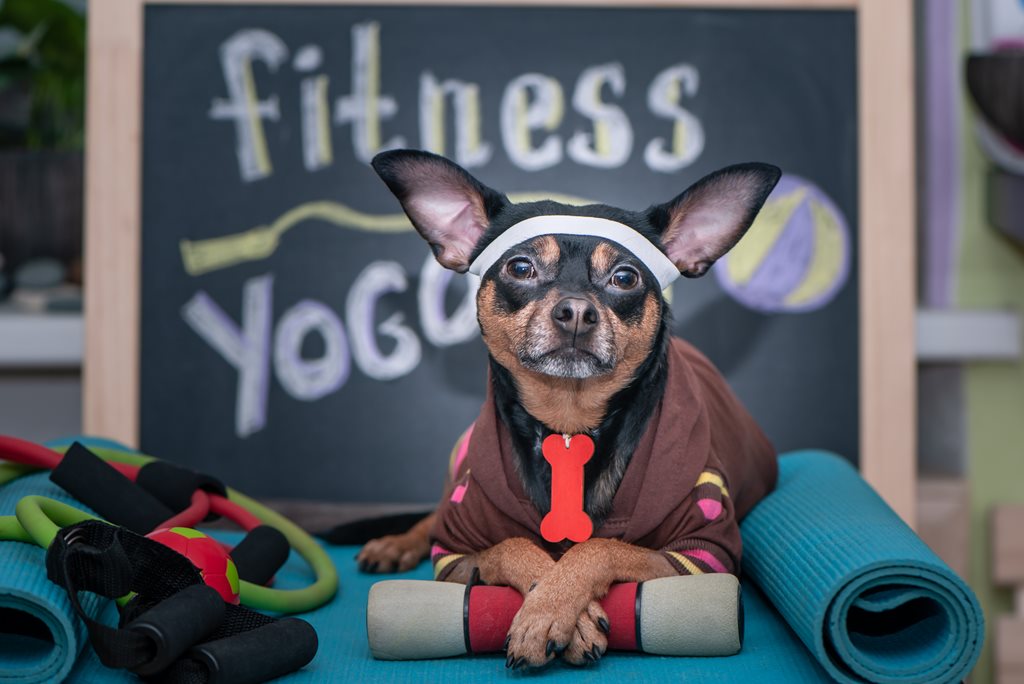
(0, 446), (337, 614)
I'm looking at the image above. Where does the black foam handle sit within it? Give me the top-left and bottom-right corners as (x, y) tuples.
(50, 442), (175, 534)
(136, 461), (228, 520)
(125, 583), (225, 676)
(230, 525), (290, 586)
(190, 618), (318, 684)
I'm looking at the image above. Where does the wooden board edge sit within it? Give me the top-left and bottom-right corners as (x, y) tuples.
(857, 0), (917, 527)
(992, 505), (1024, 586)
(83, 0), (143, 446)
(996, 617), (1024, 676)
(918, 477), (969, 580)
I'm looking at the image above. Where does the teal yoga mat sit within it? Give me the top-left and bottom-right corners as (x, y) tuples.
(0, 471), (105, 684)
(741, 450), (984, 684)
(0, 436), (131, 683)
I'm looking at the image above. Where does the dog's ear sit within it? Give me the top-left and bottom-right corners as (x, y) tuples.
(646, 163), (781, 278)
(372, 150), (508, 272)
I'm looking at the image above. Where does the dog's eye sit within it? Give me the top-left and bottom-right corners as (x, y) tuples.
(506, 258), (536, 280)
(610, 268), (640, 290)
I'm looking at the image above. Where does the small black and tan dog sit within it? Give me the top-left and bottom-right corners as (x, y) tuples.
(356, 149), (780, 669)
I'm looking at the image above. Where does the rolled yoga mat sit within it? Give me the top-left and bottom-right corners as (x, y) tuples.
(0, 471), (107, 683)
(740, 450), (983, 684)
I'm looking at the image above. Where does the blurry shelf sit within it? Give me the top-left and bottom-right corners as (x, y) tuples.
(916, 308), (1021, 362)
(0, 307), (83, 369)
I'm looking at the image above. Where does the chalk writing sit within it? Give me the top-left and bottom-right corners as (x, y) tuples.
(209, 21), (705, 181)
(183, 252), (484, 438)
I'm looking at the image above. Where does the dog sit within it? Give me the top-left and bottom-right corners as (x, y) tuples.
(356, 149), (780, 669)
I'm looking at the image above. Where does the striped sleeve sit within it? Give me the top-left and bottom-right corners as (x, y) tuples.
(430, 543), (468, 580)
(447, 425), (473, 481)
(661, 468), (741, 576)
(431, 426), (474, 581)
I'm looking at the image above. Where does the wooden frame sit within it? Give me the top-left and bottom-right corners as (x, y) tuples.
(84, 0), (917, 525)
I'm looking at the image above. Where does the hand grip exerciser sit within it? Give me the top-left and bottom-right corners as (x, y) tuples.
(366, 574), (743, 660)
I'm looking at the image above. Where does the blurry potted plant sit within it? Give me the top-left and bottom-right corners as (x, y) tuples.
(0, 0), (85, 289)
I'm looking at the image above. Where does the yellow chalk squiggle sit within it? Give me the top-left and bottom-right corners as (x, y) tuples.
(179, 192), (595, 276)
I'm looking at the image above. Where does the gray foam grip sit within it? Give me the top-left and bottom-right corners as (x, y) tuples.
(366, 580), (466, 660)
(638, 574), (743, 656)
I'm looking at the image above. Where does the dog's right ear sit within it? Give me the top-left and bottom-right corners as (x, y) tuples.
(371, 150), (508, 272)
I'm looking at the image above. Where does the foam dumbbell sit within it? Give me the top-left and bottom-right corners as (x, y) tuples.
(366, 574), (743, 660)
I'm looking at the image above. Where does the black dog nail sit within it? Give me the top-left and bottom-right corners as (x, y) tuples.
(506, 654), (514, 669)
(514, 657), (526, 670)
(583, 650), (595, 663)
(504, 635), (511, 651)
(546, 640), (556, 657)
(528, 582), (537, 592)
(367, 561), (378, 573)
(598, 617), (610, 634)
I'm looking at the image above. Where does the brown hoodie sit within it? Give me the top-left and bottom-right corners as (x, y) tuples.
(430, 337), (777, 580)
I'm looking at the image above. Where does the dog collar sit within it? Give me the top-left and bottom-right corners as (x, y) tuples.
(467, 215), (681, 289)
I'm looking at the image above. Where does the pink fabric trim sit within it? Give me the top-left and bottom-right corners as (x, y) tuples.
(450, 483), (468, 503)
(451, 424), (474, 477)
(697, 498), (723, 521)
(683, 548), (728, 574)
(430, 544), (450, 560)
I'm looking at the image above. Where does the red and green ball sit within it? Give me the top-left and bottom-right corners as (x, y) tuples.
(146, 527), (240, 604)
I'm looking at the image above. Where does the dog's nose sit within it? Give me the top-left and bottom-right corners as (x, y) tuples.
(552, 297), (599, 335)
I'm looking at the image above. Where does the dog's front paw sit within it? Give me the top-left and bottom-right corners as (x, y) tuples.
(504, 589), (576, 669)
(504, 585), (603, 669)
(356, 533), (428, 573)
(561, 600), (609, 666)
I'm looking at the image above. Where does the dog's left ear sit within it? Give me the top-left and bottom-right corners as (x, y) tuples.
(647, 163), (781, 278)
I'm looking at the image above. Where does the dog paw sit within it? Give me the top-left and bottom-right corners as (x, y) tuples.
(504, 588), (593, 669)
(561, 600), (609, 666)
(504, 595), (576, 668)
(356, 533), (428, 573)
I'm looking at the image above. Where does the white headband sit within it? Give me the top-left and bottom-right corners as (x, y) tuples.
(467, 215), (681, 289)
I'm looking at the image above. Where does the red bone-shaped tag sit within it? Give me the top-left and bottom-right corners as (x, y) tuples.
(540, 434), (594, 543)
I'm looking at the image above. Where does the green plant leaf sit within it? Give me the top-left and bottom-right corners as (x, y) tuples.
(0, 0), (85, 148)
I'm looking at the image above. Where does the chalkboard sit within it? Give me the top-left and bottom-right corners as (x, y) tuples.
(137, 5), (858, 504)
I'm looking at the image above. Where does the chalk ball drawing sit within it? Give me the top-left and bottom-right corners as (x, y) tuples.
(714, 174), (850, 313)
